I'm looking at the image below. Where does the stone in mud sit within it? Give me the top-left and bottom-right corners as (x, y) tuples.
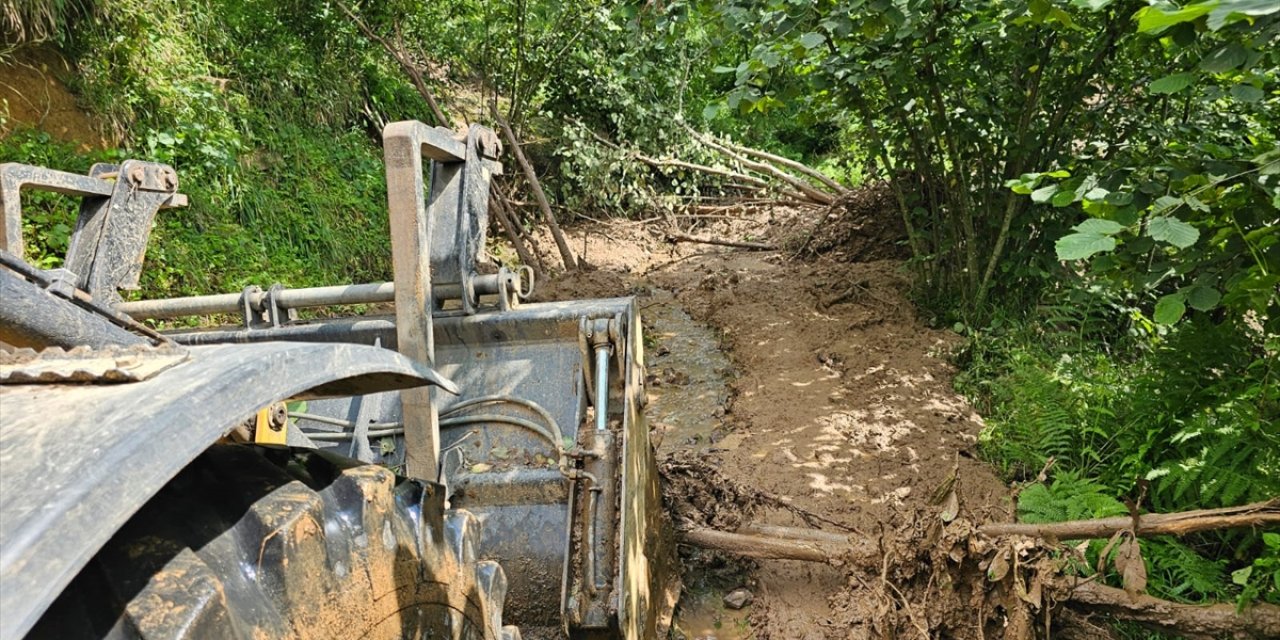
(723, 587), (754, 610)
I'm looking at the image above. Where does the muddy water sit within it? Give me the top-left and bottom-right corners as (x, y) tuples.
(642, 289), (750, 640)
(643, 289), (733, 455)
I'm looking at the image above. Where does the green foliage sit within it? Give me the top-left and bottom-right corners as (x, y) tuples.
(3, 0), (447, 298)
(2, 129), (113, 269)
(1017, 473), (1127, 523)
(958, 311), (1279, 606)
(1233, 532), (1280, 607)
(1015, 0), (1279, 331)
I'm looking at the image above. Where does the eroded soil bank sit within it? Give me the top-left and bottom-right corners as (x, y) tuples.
(535, 202), (1014, 639)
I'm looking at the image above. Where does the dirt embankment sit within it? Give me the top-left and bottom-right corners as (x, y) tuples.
(1, 46), (108, 149)
(535, 192), (1016, 639)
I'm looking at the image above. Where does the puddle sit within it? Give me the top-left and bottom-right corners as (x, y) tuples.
(670, 588), (752, 640)
(642, 288), (733, 455)
(640, 289), (748, 638)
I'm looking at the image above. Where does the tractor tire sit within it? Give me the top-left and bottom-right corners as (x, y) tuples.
(27, 444), (520, 640)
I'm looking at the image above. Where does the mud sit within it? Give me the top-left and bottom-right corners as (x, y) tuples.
(533, 197), (1015, 639)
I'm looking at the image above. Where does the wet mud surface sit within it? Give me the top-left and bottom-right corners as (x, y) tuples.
(537, 207), (1014, 639)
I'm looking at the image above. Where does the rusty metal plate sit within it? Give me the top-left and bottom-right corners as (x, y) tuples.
(0, 344), (190, 384)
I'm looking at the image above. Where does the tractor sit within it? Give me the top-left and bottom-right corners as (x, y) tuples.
(0, 121), (675, 639)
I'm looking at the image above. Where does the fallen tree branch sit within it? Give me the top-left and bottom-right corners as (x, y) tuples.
(490, 101), (578, 270)
(665, 232), (777, 251)
(718, 136), (850, 195)
(684, 126), (836, 205)
(489, 185), (541, 276)
(571, 119), (814, 204)
(979, 499), (1280, 540)
(1065, 580), (1280, 639)
(679, 520), (1280, 638)
(678, 526), (873, 564)
(337, 2), (448, 126)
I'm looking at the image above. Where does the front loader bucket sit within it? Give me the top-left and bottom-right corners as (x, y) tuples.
(432, 298), (676, 639)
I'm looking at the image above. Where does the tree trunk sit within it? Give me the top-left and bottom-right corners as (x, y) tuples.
(1065, 581), (1280, 639)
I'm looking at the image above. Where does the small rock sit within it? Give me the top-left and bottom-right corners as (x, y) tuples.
(722, 587), (753, 610)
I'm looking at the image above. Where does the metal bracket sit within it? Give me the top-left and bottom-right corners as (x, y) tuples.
(251, 403), (289, 446)
(381, 120), (505, 480)
(0, 160), (187, 304)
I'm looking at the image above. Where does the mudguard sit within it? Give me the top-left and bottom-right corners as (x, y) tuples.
(0, 341), (455, 640)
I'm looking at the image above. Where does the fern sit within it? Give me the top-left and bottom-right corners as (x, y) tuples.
(1144, 537), (1228, 602)
(963, 309), (1277, 609)
(1017, 472), (1127, 524)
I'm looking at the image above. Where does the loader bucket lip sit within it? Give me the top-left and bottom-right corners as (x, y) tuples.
(0, 341), (451, 640)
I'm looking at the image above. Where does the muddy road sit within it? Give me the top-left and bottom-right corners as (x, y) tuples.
(535, 205), (1013, 639)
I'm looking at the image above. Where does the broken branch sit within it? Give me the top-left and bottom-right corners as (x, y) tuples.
(678, 526), (874, 564)
(665, 232), (777, 251)
(720, 137), (850, 195)
(1065, 580), (1280, 639)
(684, 126), (835, 205)
(490, 101), (578, 270)
(979, 499), (1280, 540)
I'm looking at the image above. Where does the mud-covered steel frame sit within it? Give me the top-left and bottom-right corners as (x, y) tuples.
(0, 341), (456, 640)
(0, 161), (187, 303)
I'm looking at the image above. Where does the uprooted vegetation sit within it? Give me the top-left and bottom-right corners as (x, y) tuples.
(661, 451), (1280, 639)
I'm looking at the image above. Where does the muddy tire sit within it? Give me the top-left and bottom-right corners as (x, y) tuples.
(28, 445), (520, 640)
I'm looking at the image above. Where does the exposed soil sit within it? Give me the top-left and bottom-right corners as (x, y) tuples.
(532, 197), (1017, 639)
(0, 46), (109, 149)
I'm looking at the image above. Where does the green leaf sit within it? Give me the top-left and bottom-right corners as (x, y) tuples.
(1233, 566), (1254, 586)
(1150, 73), (1195, 95)
(1154, 293), (1187, 325)
(1154, 195), (1183, 212)
(1069, 0), (1113, 9)
(1148, 216), (1200, 248)
(1230, 84), (1264, 103)
(1031, 184), (1059, 203)
(1051, 189), (1077, 207)
(1136, 2), (1214, 33)
(1074, 218), (1124, 235)
(799, 32), (825, 49)
(701, 103), (720, 120)
(1207, 0), (1280, 30)
(1104, 191), (1134, 206)
(1200, 43), (1247, 73)
(1056, 232), (1116, 260)
(1083, 187), (1110, 201)
(1185, 286), (1221, 311)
